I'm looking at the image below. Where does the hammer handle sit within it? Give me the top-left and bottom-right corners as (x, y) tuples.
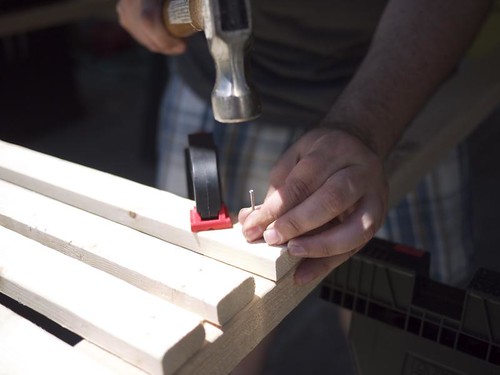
(163, 0), (204, 38)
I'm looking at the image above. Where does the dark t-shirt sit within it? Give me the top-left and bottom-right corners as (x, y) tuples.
(175, 0), (388, 127)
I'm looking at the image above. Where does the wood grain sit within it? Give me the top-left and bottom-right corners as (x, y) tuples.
(0, 179), (255, 326)
(174, 252), (350, 375)
(0, 140), (297, 281)
(0, 226), (205, 375)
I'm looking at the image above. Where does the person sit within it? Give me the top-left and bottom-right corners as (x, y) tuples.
(117, 0), (491, 285)
(117, 0), (491, 372)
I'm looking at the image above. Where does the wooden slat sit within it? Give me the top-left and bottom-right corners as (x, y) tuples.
(0, 226), (205, 375)
(0, 0), (116, 37)
(174, 261), (347, 375)
(0, 179), (255, 326)
(0, 141), (297, 281)
(0, 304), (114, 375)
(386, 45), (500, 207)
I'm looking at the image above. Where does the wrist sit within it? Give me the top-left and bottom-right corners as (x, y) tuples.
(319, 120), (395, 161)
(319, 87), (403, 161)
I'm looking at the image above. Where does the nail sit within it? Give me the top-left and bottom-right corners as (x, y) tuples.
(249, 189), (255, 211)
(263, 228), (282, 245)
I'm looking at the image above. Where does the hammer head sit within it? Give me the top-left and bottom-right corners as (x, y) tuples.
(203, 0), (261, 123)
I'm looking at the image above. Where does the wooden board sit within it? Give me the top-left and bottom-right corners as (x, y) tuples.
(0, 140), (297, 281)
(0, 226), (205, 375)
(0, 304), (115, 375)
(0, 179), (255, 326)
(174, 256), (352, 375)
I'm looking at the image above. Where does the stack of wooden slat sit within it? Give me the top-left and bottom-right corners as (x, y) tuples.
(0, 140), (310, 374)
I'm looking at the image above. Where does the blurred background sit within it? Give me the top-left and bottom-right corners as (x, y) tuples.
(0, 0), (159, 186)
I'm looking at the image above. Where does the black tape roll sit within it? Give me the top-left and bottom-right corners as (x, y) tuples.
(185, 133), (223, 220)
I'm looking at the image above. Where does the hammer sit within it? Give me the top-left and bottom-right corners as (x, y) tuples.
(163, 0), (261, 123)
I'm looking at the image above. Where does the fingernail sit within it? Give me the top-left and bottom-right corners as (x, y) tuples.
(288, 243), (307, 257)
(243, 226), (262, 242)
(263, 228), (282, 245)
(238, 207), (252, 223)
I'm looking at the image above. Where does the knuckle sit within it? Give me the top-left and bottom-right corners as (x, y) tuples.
(278, 216), (304, 238)
(268, 167), (282, 186)
(285, 176), (312, 205)
(140, 8), (156, 29)
(317, 242), (333, 258)
(322, 182), (346, 216)
(302, 239), (333, 258)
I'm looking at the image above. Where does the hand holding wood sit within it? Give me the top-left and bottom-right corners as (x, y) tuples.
(239, 128), (388, 285)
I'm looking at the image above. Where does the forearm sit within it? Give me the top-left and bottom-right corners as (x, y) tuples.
(322, 0), (492, 159)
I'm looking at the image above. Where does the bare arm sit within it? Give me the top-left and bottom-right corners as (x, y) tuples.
(240, 0), (492, 285)
(326, 0), (492, 158)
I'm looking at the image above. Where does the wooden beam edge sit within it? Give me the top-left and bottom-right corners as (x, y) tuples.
(0, 226), (206, 375)
(174, 251), (353, 375)
(0, 179), (256, 326)
(0, 141), (294, 281)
